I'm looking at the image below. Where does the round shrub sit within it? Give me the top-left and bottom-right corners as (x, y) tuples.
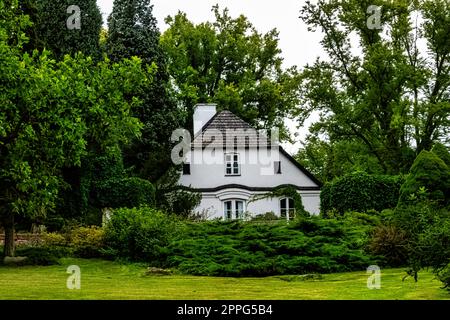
(103, 207), (183, 264)
(399, 150), (450, 206)
(69, 226), (105, 258)
(42, 232), (67, 247)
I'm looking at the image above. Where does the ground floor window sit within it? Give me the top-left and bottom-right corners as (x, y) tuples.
(224, 200), (245, 220)
(280, 198), (295, 221)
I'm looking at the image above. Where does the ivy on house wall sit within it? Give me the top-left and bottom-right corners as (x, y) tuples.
(249, 185), (309, 218)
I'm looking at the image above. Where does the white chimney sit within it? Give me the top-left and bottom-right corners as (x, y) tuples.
(193, 103), (217, 136)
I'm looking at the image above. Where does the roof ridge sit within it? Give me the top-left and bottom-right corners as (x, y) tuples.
(204, 110), (253, 130)
(192, 108), (273, 148)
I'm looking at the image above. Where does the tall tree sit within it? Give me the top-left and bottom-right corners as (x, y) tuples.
(296, 0), (450, 176)
(295, 138), (384, 183)
(0, 0), (150, 256)
(22, 0), (103, 59)
(161, 5), (302, 139)
(106, 0), (182, 180)
(17, 1), (108, 226)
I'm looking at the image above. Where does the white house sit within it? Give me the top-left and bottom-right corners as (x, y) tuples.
(178, 104), (321, 220)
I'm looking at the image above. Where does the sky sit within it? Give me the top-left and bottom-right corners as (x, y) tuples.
(96, 0), (327, 153)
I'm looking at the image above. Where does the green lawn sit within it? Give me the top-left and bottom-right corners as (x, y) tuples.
(0, 258), (448, 300)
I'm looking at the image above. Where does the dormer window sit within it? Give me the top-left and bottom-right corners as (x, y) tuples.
(225, 153), (240, 176)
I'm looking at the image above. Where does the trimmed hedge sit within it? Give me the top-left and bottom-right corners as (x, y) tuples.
(320, 172), (403, 215)
(94, 177), (156, 209)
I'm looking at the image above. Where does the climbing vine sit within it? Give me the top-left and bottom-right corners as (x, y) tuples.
(248, 185), (309, 218)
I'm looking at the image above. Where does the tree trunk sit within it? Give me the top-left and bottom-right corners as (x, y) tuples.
(3, 213), (15, 257)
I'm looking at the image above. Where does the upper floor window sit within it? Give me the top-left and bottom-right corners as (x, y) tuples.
(280, 198), (295, 221)
(225, 153), (240, 176)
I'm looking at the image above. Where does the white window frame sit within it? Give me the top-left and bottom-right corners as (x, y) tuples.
(280, 197), (295, 221)
(223, 200), (245, 220)
(225, 153), (241, 176)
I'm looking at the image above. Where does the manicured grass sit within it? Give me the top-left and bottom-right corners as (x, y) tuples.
(0, 258), (448, 300)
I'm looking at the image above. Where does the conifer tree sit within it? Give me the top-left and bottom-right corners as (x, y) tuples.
(107, 0), (182, 180)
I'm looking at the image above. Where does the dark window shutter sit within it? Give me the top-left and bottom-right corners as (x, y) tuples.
(183, 163), (191, 175)
(275, 161), (282, 174)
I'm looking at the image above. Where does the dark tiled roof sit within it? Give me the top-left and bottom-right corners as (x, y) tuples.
(202, 110), (253, 131)
(190, 110), (323, 187)
(192, 111), (274, 148)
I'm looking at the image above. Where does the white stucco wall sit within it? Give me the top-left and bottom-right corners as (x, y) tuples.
(300, 191), (321, 216)
(179, 146), (321, 218)
(194, 190), (320, 220)
(180, 148), (318, 189)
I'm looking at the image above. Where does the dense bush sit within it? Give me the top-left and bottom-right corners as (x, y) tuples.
(341, 211), (382, 227)
(321, 172), (403, 215)
(153, 168), (202, 218)
(438, 265), (450, 292)
(157, 189), (201, 218)
(432, 143), (450, 168)
(53, 154), (126, 227)
(367, 225), (409, 267)
(388, 201), (450, 288)
(251, 212), (280, 221)
(399, 151), (450, 206)
(414, 213), (450, 283)
(165, 217), (376, 277)
(14, 247), (61, 266)
(69, 226), (105, 258)
(39, 226), (105, 258)
(103, 207), (184, 263)
(392, 201), (439, 238)
(41, 232), (67, 247)
(94, 177), (156, 209)
(43, 216), (67, 232)
(1, 246), (71, 266)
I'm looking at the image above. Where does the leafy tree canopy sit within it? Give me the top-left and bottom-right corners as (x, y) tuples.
(296, 0), (450, 177)
(22, 0), (103, 60)
(106, 0), (183, 180)
(161, 5), (302, 140)
(0, 0), (152, 256)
